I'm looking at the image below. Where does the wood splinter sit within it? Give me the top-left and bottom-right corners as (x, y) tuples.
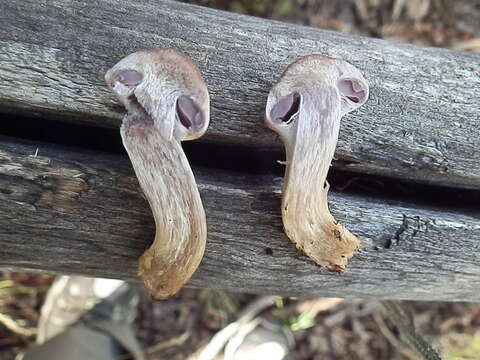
(105, 49), (209, 299)
(265, 55), (369, 272)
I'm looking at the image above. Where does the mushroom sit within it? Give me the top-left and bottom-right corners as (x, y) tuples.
(264, 55), (369, 272)
(105, 49), (209, 299)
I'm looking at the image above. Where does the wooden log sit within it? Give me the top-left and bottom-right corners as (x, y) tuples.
(0, 0), (479, 189)
(1, 136), (480, 301)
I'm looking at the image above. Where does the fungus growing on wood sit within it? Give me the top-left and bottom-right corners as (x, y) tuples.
(105, 49), (209, 299)
(265, 55), (369, 272)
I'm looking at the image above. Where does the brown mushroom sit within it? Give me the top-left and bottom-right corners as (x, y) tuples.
(105, 49), (209, 299)
(264, 55), (369, 272)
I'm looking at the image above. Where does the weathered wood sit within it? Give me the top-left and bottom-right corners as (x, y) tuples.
(0, 0), (479, 189)
(1, 136), (480, 301)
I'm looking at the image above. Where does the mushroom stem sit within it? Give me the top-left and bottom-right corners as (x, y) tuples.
(121, 116), (206, 298)
(281, 87), (358, 272)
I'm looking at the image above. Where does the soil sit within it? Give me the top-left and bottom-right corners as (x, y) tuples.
(3, 271), (480, 359)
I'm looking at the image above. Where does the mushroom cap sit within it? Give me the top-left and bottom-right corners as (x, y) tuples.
(265, 54), (369, 136)
(105, 49), (210, 142)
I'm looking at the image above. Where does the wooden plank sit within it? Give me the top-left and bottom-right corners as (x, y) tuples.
(1, 136), (480, 301)
(0, 0), (479, 189)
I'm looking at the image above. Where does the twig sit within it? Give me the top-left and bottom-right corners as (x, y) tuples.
(381, 301), (442, 360)
(0, 280), (15, 289)
(145, 330), (190, 356)
(392, 0), (407, 21)
(354, 0), (369, 22)
(453, 39), (480, 53)
(373, 310), (422, 360)
(16, 300), (40, 322)
(0, 285), (49, 297)
(0, 312), (37, 337)
(115, 331), (190, 360)
(295, 298), (343, 313)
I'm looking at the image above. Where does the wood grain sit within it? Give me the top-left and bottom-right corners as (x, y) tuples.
(1, 136), (480, 301)
(0, 0), (479, 189)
